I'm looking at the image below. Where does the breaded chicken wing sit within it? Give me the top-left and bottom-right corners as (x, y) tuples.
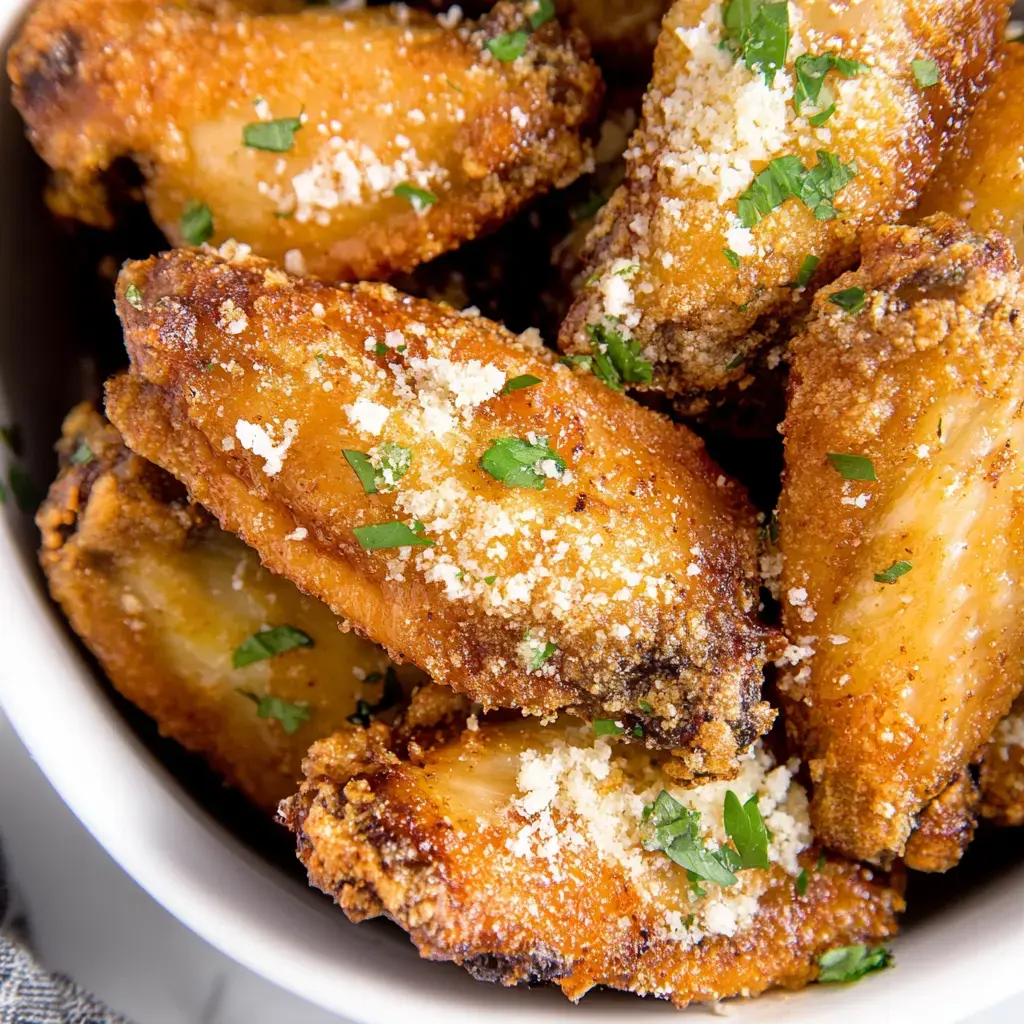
(8, 0), (602, 281)
(558, 0), (1005, 397)
(105, 244), (780, 779)
(281, 686), (902, 1006)
(915, 45), (1024, 262)
(777, 215), (1024, 867)
(979, 697), (1024, 827)
(37, 403), (405, 812)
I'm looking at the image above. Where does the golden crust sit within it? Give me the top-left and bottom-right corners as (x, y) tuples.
(979, 697), (1024, 827)
(8, 0), (602, 280)
(778, 214), (1024, 866)
(104, 245), (780, 776)
(281, 692), (902, 1007)
(37, 403), (402, 813)
(902, 773), (979, 874)
(915, 45), (1024, 263)
(558, 0), (1005, 397)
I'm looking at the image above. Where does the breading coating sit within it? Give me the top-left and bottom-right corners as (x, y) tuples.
(778, 215), (1024, 867)
(8, 0), (602, 280)
(37, 403), (403, 813)
(105, 245), (780, 778)
(915, 45), (1024, 263)
(281, 687), (902, 1007)
(979, 696), (1024, 828)
(558, 0), (1005, 397)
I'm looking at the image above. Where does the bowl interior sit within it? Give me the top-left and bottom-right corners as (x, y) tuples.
(1, 1), (1023, 1020)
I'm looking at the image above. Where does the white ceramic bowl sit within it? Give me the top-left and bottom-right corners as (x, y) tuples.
(1, 0), (1023, 1019)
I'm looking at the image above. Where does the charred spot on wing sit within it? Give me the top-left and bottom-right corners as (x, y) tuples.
(460, 948), (570, 987)
(16, 28), (82, 114)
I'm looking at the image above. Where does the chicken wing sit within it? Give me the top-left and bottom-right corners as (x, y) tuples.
(777, 214), (1024, 867)
(37, 403), (406, 813)
(558, 0), (1005, 398)
(281, 686), (902, 1006)
(8, 0), (602, 281)
(104, 244), (780, 779)
(979, 697), (1024, 827)
(915, 45), (1024, 262)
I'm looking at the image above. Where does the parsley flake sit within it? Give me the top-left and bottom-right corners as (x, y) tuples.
(243, 116), (303, 152)
(502, 374), (542, 395)
(233, 625), (313, 668)
(237, 689), (311, 734)
(528, 0), (555, 28)
(723, 247), (741, 268)
(343, 444), (411, 494)
(571, 319), (653, 390)
(393, 182), (438, 213)
(124, 283), (144, 309)
(829, 286), (866, 313)
(347, 666), (403, 725)
(912, 59), (939, 88)
(641, 791), (739, 887)
(638, 699), (653, 713)
(874, 559), (912, 584)
(790, 253), (821, 289)
(483, 575), (497, 585)
(723, 791), (770, 870)
(826, 452), (876, 481)
(479, 436), (565, 490)
(354, 520), (434, 550)
(796, 868), (809, 896)
(722, 0), (791, 86)
(737, 150), (857, 227)
(487, 29), (530, 61)
(725, 352), (745, 370)
(521, 631), (558, 671)
(794, 52), (868, 117)
(180, 201), (213, 245)
(593, 718), (624, 736)
(69, 440), (94, 466)
(817, 944), (893, 983)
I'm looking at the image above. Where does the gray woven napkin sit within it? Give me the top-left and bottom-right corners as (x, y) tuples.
(0, 842), (131, 1024)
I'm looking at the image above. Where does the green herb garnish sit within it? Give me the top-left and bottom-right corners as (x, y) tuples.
(486, 29), (530, 61)
(180, 201), (213, 245)
(243, 116), (303, 152)
(817, 945), (893, 983)
(723, 247), (741, 268)
(723, 791), (770, 870)
(912, 59), (939, 88)
(353, 520), (434, 550)
(124, 283), (144, 310)
(725, 352), (745, 370)
(826, 452), (876, 481)
(737, 150), (857, 227)
(641, 791), (739, 887)
(796, 868), (809, 895)
(479, 436), (565, 490)
(233, 626), (313, 668)
(791, 253), (821, 289)
(237, 689), (311, 734)
(638, 699), (653, 713)
(69, 440), (94, 466)
(528, 0), (555, 28)
(594, 718), (624, 736)
(343, 444), (412, 494)
(582, 319), (653, 390)
(521, 631), (558, 671)
(829, 286), (866, 313)
(502, 374), (542, 395)
(722, 0), (791, 87)
(874, 560), (912, 584)
(393, 182), (438, 213)
(794, 52), (868, 116)
(347, 665), (403, 725)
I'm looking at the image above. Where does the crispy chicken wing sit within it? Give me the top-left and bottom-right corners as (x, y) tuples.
(558, 0), (1005, 397)
(915, 45), (1024, 262)
(105, 244), (780, 778)
(8, 0), (602, 281)
(281, 686), (902, 1006)
(777, 215), (1024, 867)
(979, 696), (1024, 827)
(37, 403), (404, 813)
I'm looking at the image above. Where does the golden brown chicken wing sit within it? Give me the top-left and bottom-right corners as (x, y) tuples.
(777, 214), (1024, 867)
(37, 403), (405, 813)
(281, 686), (902, 1006)
(979, 697), (1024, 827)
(104, 244), (780, 778)
(915, 45), (1024, 262)
(8, 0), (602, 281)
(558, 0), (1005, 398)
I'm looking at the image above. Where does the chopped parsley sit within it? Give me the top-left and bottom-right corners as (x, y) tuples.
(912, 58), (939, 88)
(760, 510), (780, 545)
(808, 104), (836, 126)
(737, 150), (857, 227)
(180, 201), (213, 245)
(347, 666), (403, 725)
(723, 791), (770, 869)
(483, 575), (497, 585)
(502, 374), (542, 395)
(794, 52), (868, 118)
(521, 631), (558, 671)
(374, 342), (388, 355)
(816, 944), (893, 983)
(725, 352), (745, 370)
(124, 283), (144, 309)
(614, 263), (639, 277)
(560, 319), (653, 390)
(638, 699), (653, 713)
(236, 690), (311, 734)
(233, 625), (313, 668)
(479, 436), (565, 490)
(69, 440), (94, 466)
(393, 182), (438, 212)
(486, 29), (530, 61)
(790, 253), (821, 289)
(343, 444), (411, 494)
(8, 467), (36, 512)
(722, 0), (791, 87)
(593, 718), (624, 736)
(641, 791), (738, 887)
(796, 868), (809, 895)
(354, 520), (434, 550)
(632, 723), (644, 738)
(826, 452), (876, 481)
(829, 286), (866, 313)
(874, 559), (912, 584)
(723, 247), (741, 268)
(243, 116), (303, 152)
(528, 0), (555, 28)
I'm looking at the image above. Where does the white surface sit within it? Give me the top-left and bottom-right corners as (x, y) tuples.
(0, 709), (1021, 1024)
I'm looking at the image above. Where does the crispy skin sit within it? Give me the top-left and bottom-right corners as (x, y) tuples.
(558, 0), (1005, 397)
(105, 245), (779, 777)
(281, 691), (902, 1006)
(8, 0), (602, 280)
(902, 773), (979, 874)
(778, 215), (1024, 866)
(37, 404), (402, 813)
(979, 696), (1024, 827)
(915, 46), (1024, 263)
